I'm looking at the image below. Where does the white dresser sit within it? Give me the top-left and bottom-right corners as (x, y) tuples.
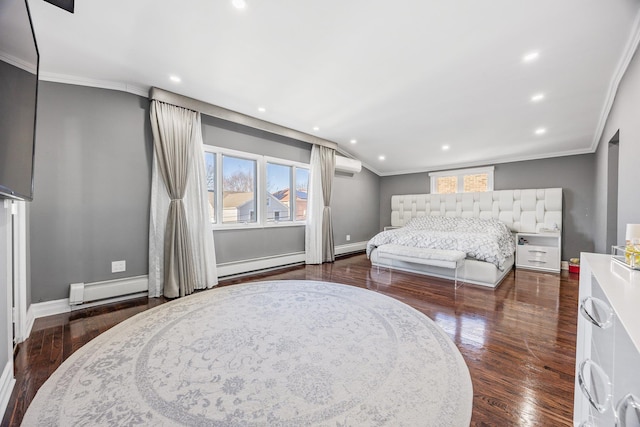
(574, 253), (640, 426)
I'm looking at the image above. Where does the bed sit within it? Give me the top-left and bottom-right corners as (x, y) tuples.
(368, 188), (562, 288)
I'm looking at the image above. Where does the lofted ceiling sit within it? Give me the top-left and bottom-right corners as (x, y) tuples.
(23, 0), (640, 175)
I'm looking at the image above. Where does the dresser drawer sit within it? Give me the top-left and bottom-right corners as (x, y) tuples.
(516, 245), (560, 271)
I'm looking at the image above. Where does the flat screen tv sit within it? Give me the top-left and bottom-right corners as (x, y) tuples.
(0, 0), (39, 201)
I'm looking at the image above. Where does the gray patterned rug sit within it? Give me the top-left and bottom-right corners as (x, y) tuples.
(22, 280), (473, 426)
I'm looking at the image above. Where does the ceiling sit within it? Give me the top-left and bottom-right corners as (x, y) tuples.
(23, 0), (640, 175)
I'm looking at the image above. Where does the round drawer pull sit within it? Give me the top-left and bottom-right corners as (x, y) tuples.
(578, 359), (611, 414)
(615, 393), (640, 427)
(580, 296), (614, 329)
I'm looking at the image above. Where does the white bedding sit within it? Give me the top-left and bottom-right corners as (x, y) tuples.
(366, 216), (516, 270)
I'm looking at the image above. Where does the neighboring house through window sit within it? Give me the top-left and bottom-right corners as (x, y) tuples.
(204, 146), (309, 228)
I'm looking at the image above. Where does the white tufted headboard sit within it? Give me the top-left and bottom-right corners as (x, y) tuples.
(391, 188), (562, 233)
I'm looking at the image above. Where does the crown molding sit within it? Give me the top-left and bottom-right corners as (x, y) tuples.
(0, 51), (37, 74)
(38, 72), (149, 97)
(591, 8), (640, 152)
(376, 147), (594, 177)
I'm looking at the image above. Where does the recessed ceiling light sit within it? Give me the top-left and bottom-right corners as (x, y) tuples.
(169, 75), (181, 83)
(350, 139), (357, 144)
(379, 155), (385, 161)
(258, 107), (266, 113)
(442, 145), (450, 151)
(531, 93), (545, 102)
(313, 126), (320, 131)
(232, 0), (247, 9)
(522, 51), (539, 63)
(535, 128), (547, 135)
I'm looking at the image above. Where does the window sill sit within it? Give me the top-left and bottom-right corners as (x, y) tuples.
(212, 222), (305, 231)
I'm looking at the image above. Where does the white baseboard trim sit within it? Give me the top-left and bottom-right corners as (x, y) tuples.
(335, 241), (367, 256)
(31, 298), (71, 319)
(21, 305), (35, 344)
(218, 253), (306, 278)
(70, 275), (148, 306)
(70, 292), (148, 311)
(30, 292), (154, 319)
(0, 360), (15, 421)
(218, 242), (368, 278)
(29, 245), (369, 319)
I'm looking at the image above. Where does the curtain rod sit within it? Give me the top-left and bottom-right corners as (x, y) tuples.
(149, 87), (338, 150)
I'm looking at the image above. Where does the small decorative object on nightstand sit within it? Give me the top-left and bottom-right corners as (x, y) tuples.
(515, 231), (561, 272)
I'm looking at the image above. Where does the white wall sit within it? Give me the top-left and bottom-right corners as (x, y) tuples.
(0, 201), (15, 417)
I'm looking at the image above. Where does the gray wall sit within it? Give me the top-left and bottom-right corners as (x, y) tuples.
(332, 168), (381, 246)
(30, 82), (152, 302)
(201, 116), (381, 261)
(494, 155), (595, 260)
(28, 84), (382, 302)
(379, 154), (596, 261)
(595, 44), (640, 252)
(202, 115), (310, 163)
(379, 172), (432, 229)
(212, 167), (381, 263)
(202, 115), (310, 263)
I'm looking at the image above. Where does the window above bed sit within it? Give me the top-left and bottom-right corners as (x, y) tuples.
(429, 166), (494, 194)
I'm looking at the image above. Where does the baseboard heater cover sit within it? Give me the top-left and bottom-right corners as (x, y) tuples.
(69, 275), (148, 305)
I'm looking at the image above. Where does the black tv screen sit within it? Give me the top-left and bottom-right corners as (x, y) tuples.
(0, 0), (39, 201)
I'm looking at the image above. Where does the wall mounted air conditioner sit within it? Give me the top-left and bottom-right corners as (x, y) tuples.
(335, 156), (362, 174)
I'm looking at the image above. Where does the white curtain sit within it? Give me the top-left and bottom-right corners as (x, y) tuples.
(149, 101), (218, 298)
(305, 146), (324, 264)
(305, 144), (335, 264)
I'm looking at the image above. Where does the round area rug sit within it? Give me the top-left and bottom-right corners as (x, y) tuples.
(22, 280), (473, 426)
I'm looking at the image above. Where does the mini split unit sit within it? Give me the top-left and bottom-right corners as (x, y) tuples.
(335, 156), (362, 174)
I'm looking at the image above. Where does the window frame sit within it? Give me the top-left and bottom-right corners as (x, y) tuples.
(264, 156), (309, 225)
(203, 144), (309, 230)
(428, 166), (495, 194)
(221, 151), (259, 225)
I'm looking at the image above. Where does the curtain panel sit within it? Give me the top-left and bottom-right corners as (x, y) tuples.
(149, 101), (218, 298)
(305, 144), (335, 264)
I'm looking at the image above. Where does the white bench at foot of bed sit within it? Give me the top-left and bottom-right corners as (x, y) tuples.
(375, 244), (466, 288)
(371, 246), (514, 289)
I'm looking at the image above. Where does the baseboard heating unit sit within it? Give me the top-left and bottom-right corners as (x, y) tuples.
(69, 275), (148, 308)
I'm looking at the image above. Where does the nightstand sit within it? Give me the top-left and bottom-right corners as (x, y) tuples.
(515, 232), (561, 272)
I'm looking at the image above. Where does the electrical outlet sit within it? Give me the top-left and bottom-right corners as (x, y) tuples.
(111, 260), (126, 273)
(346, 235), (351, 241)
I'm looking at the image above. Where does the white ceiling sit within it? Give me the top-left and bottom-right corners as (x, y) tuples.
(24, 0), (640, 175)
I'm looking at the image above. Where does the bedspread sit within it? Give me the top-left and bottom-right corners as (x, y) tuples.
(367, 216), (516, 270)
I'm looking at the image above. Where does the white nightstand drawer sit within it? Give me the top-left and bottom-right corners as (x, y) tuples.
(516, 245), (560, 271)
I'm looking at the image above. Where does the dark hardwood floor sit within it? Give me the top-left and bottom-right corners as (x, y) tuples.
(2, 253), (579, 426)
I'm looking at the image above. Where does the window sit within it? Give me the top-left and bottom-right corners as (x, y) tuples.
(429, 166), (494, 194)
(295, 168), (309, 221)
(205, 152), (216, 223)
(266, 162), (291, 222)
(435, 176), (458, 194)
(203, 145), (309, 228)
(222, 155), (256, 224)
(266, 160), (309, 223)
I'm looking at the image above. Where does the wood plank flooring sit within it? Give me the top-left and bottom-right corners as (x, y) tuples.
(2, 253), (579, 426)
